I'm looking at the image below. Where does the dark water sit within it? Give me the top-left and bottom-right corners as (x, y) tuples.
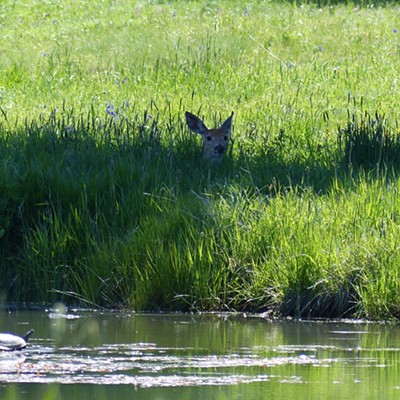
(0, 309), (399, 399)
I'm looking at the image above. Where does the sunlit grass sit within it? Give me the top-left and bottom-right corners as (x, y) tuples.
(1, 0), (400, 319)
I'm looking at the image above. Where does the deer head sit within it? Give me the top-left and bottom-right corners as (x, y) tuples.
(185, 111), (234, 162)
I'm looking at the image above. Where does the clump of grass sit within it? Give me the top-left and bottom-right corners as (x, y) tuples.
(338, 107), (400, 169)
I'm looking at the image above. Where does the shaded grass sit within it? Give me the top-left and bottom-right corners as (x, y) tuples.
(2, 107), (400, 320)
(338, 108), (400, 169)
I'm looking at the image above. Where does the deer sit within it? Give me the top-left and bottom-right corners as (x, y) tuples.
(185, 111), (234, 162)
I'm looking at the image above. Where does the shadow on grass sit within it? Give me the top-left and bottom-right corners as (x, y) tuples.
(1, 107), (399, 316)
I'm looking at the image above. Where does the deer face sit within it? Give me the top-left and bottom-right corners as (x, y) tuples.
(185, 111), (234, 162)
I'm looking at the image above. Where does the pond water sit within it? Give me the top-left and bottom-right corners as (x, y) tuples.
(0, 309), (399, 399)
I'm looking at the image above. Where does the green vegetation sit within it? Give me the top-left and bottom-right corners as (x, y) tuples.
(1, 0), (400, 319)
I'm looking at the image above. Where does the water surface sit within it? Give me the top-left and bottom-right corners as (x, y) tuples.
(0, 310), (399, 399)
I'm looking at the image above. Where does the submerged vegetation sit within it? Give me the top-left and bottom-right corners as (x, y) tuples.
(1, 0), (400, 319)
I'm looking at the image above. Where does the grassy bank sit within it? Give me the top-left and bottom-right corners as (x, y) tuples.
(1, 0), (400, 319)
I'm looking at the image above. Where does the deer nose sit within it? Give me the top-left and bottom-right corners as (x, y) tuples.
(214, 145), (225, 154)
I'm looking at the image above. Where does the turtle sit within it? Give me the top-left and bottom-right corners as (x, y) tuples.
(0, 329), (34, 351)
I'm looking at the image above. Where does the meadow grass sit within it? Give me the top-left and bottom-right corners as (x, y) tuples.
(1, 0), (400, 319)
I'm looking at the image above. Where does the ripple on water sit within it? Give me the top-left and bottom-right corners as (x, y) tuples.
(0, 342), (340, 386)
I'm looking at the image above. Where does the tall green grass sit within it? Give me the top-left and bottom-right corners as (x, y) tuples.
(1, 0), (400, 319)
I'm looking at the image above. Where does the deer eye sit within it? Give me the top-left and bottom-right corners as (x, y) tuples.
(206, 136), (213, 142)
(223, 136), (229, 141)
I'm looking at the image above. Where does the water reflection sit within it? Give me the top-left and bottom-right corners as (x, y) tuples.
(0, 311), (399, 399)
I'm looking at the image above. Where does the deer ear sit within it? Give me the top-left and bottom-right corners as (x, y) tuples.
(220, 112), (234, 134)
(185, 112), (208, 135)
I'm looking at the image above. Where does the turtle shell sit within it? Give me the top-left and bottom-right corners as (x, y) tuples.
(0, 329), (34, 351)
